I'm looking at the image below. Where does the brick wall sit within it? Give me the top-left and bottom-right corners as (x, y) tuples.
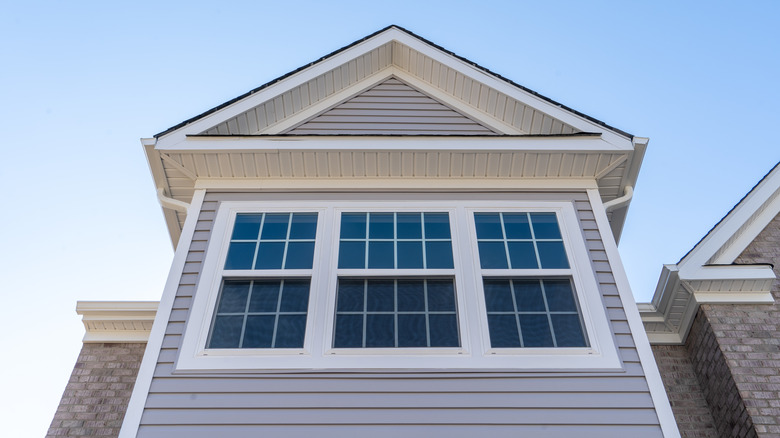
(46, 342), (146, 437)
(652, 343), (718, 437)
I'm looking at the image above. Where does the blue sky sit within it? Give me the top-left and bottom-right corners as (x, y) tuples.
(1, 1), (779, 436)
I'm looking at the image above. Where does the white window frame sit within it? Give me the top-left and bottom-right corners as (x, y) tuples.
(176, 199), (622, 372)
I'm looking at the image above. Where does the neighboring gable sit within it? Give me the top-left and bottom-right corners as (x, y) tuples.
(285, 77), (499, 135)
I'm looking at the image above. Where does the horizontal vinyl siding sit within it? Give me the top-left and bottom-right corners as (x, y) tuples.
(138, 191), (661, 437)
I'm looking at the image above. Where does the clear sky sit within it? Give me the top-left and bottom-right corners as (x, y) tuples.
(1, 1), (778, 436)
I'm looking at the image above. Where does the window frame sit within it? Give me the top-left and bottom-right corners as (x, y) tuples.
(176, 198), (621, 372)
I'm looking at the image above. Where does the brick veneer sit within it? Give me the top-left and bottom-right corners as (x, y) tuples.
(46, 342), (146, 437)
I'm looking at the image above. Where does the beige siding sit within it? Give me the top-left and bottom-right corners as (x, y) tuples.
(138, 191), (662, 437)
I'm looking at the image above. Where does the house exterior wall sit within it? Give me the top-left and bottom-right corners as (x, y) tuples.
(133, 190), (665, 438)
(46, 342), (146, 437)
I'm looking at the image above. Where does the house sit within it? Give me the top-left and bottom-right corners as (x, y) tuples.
(47, 25), (679, 437)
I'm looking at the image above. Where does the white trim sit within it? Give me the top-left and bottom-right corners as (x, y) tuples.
(194, 178), (600, 191)
(77, 301), (157, 343)
(176, 197), (622, 372)
(587, 189), (681, 438)
(118, 189), (206, 438)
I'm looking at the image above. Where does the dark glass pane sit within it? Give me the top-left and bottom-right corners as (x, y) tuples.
(477, 242), (508, 269)
(398, 314), (427, 347)
(427, 280), (455, 311)
(285, 242), (315, 269)
(396, 213), (422, 239)
(338, 241), (365, 269)
(397, 241), (423, 269)
(224, 242), (256, 270)
(551, 314), (587, 347)
(368, 241), (394, 269)
(334, 314), (363, 348)
(248, 280), (280, 312)
(340, 213), (367, 239)
(519, 314), (554, 347)
(424, 213), (451, 239)
(254, 242), (285, 269)
(487, 315), (520, 348)
(474, 213), (503, 239)
(537, 242), (569, 269)
(429, 314), (459, 347)
(365, 314), (394, 347)
(231, 214), (262, 240)
(425, 241), (453, 269)
(279, 280), (310, 312)
(366, 280), (394, 312)
(483, 279), (513, 312)
(369, 213), (394, 239)
(242, 315), (275, 348)
(397, 280), (424, 311)
(543, 279), (577, 311)
(507, 242), (538, 269)
(261, 213), (290, 239)
(289, 213), (317, 239)
(336, 280), (364, 312)
(530, 213), (562, 239)
(502, 213), (531, 239)
(513, 280), (545, 312)
(217, 281), (250, 313)
(275, 315), (307, 348)
(209, 315), (243, 348)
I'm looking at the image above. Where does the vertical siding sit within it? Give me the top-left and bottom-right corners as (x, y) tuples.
(138, 192), (662, 437)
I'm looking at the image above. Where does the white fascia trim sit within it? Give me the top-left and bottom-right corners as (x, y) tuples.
(194, 178), (600, 191)
(118, 190), (206, 438)
(681, 264), (776, 282)
(645, 332), (684, 345)
(587, 189), (681, 438)
(77, 301), (158, 343)
(694, 292), (775, 304)
(160, 134), (623, 152)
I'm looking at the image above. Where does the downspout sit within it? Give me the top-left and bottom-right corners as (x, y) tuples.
(603, 185), (634, 212)
(157, 188), (190, 213)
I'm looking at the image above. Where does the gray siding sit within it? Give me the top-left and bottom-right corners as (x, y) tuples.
(138, 192), (662, 437)
(286, 78), (498, 135)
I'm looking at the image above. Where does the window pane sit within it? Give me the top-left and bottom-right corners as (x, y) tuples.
(502, 213), (531, 239)
(474, 213), (503, 239)
(427, 280), (456, 311)
(366, 280), (394, 312)
(425, 241), (454, 269)
(261, 213), (289, 239)
(519, 314), (554, 347)
(507, 242), (538, 269)
(429, 314), (459, 347)
(369, 213), (394, 239)
(334, 315), (363, 348)
(397, 241), (423, 269)
(424, 213), (451, 239)
(544, 279), (577, 312)
(513, 280), (545, 312)
(248, 281), (280, 312)
(242, 315), (275, 348)
(366, 314), (395, 347)
(217, 281), (250, 313)
(397, 213), (422, 239)
(279, 280), (310, 312)
(397, 280), (425, 311)
(289, 213), (317, 239)
(537, 242), (569, 269)
(209, 316), (244, 348)
(341, 213), (367, 239)
(254, 242), (285, 269)
(483, 279), (513, 312)
(337, 280), (365, 312)
(224, 242), (256, 270)
(338, 241), (365, 269)
(487, 315), (521, 348)
(478, 242), (508, 269)
(368, 241), (394, 269)
(551, 314), (587, 347)
(398, 314), (427, 347)
(530, 213), (562, 239)
(285, 242), (315, 269)
(232, 214), (262, 240)
(275, 315), (307, 348)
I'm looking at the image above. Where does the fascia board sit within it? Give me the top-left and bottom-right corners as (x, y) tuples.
(680, 264), (776, 282)
(194, 178), (600, 191)
(159, 134), (624, 152)
(143, 140), (182, 247)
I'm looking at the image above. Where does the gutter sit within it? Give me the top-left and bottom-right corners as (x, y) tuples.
(157, 188), (190, 213)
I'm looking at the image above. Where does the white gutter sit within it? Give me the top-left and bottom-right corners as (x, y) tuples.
(157, 188), (190, 213)
(603, 185), (634, 212)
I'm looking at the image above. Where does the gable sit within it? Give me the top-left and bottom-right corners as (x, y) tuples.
(284, 77), (499, 135)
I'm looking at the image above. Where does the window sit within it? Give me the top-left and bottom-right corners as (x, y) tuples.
(178, 198), (621, 371)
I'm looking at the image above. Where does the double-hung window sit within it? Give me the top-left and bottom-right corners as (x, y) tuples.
(178, 198), (621, 371)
